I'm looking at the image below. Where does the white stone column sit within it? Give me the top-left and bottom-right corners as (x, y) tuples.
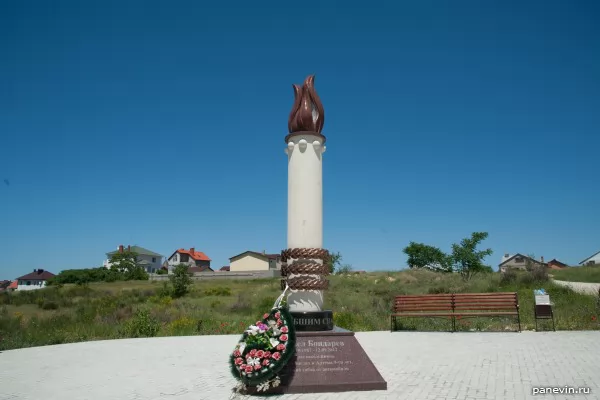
(284, 133), (326, 312)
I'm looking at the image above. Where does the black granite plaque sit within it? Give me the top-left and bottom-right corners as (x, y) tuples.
(245, 328), (387, 394)
(291, 310), (334, 331)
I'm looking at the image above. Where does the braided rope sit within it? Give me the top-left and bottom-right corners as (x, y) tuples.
(281, 261), (329, 277)
(281, 248), (330, 262)
(283, 276), (329, 290)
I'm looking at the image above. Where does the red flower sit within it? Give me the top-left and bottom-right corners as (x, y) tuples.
(272, 352), (281, 361)
(233, 350), (241, 357)
(254, 364), (262, 371)
(262, 359), (270, 366)
(244, 365), (254, 373)
(256, 321), (262, 326)
(279, 334), (288, 342)
(275, 312), (281, 319)
(256, 350), (265, 358)
(276, 344), (286, 351)
(456, 316), (462, 320)
(280, 326), (288, 333)
(249, 349), (257, 357)
(592, 316), (597, 321)
(263, 313), (270, 319)
(277, 319), (283, 326)
(263, 351), (272, 358)
(235, 358), (244, 365)
(240, 322), (245, 326)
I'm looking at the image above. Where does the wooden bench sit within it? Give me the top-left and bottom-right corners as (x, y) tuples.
(391, 294), (454, 332)
(391, 292), (521, 332)
(453, 292), (521, 332)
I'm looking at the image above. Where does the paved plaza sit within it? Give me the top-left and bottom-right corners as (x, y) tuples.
(1, 331), (598, 400)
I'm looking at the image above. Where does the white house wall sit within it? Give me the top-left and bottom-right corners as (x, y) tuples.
(582, 253), (600, 265)
(17, 280), (48, 291)
(230, 254), (270, 272)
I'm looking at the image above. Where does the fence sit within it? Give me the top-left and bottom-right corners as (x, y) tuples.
(149, 270), (281, 281)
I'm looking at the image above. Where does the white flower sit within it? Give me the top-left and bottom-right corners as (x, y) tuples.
(269, 337), (279, 348)
(256, 382), (270, 392)
(272, 376), (281, 387)
(267, 319), (277, 327)
(247, 357), (260, 367)
(246, 325), (259, 336)
(271, 326), (281, 336)
(238, 342), (246, 355)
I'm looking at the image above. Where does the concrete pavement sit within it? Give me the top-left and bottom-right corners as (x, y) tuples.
(1, 331), (599, 400)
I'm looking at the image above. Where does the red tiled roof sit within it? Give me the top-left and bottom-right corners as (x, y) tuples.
(16, 269), (55, 281)
(8, 281), (17, 289)
(220, 266), (230, 271)
(175, 248), (211, 261)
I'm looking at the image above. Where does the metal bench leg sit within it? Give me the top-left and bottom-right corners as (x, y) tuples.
(535, 317), (538, 332)
(552, 313), (555, 332)
(517, 312), (521, 332)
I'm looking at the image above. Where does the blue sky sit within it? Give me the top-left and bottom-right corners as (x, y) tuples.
(1, 1), (599, 279)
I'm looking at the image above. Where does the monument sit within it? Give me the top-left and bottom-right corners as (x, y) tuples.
(264, 75), (388, 394)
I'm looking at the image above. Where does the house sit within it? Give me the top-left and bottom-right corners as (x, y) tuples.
(547, 259), (568, 270)
(0, 280), (11, 291)
(103, 245), (164, 274)
(579, 250), (600, 266)
(219, 266), (230, 271)
(15, 269), (55, 291)
(498, 253), (546, 273)
(229, 251), (282, 272)
(7, 280), (17, 291)
(166, 247), (211, 273)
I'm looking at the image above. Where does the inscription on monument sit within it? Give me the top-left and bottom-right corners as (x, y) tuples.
(294, 338), (352, 373)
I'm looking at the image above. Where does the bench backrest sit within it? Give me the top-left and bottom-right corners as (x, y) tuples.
(453, 292), (518, 311)
(393, 292), (519, 312)
(393, 294), (454, 313)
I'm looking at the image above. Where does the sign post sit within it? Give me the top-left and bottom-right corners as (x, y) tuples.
(533, 289), (555, 331)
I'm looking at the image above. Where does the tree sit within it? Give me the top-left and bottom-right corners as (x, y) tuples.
(109, 250), (148, 281)
(450, 232), (493, 281)
(403, 242), (452, 272)
(169, 263), (193, 298)
(326, 252), (342, 274)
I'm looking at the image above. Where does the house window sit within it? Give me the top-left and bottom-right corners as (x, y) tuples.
(173, 254), (177, 262)
(515, 257), (524, 263)
(152, 257), (156, 263)
(587, 260), (596, 266)
(26, 281), (31, 286)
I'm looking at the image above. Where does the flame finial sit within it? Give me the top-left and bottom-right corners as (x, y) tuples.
(287, 75), (325, 135)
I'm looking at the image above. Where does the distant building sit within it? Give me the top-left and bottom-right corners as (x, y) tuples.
(579, 250), (600, 266)
(0, 280), (11, 291)
(219, 266), (230, 271)
(498, 253), (546, 273)
(166, 248), (212, 273)
(229, 251), (282, 272)
(547, 259), (568, 270)
(15, 269), (55, 291)
(103, 245), (164, 273)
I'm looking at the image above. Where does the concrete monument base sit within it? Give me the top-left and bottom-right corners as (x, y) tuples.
(246, 327), (387, 395)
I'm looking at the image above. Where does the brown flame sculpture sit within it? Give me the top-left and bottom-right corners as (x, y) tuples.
(287, 75), (325, 135)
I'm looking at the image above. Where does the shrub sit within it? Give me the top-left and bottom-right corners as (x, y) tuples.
(169, 264), (193, 298)
(40, 301), (59, 310)
(122, 309), (161, 338)
(500, 269), (518, 285)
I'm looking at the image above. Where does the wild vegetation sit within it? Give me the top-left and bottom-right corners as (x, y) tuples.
(48, 249), (149, 285)
(403, 232), (494, 279)
(550, 265), (600, 283)
(1, 267), (598, 351)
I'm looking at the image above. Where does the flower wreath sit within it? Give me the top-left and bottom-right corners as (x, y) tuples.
(229, 286), (296, 393)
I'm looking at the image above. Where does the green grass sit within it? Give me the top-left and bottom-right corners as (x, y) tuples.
(0, 270), (598, 351)
(550, 266), (600, 283)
